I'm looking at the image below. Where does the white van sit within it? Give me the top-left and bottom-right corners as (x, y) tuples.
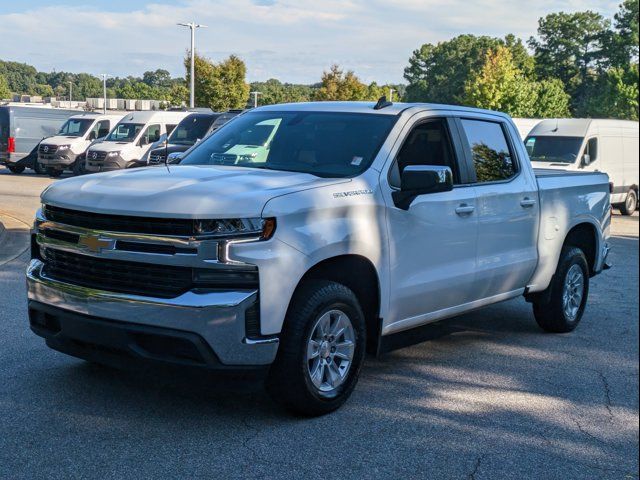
(526, 119), (639, 215)
(85, 111), (189, 172)
(512, 118), (543, 139)
(38, 113), (125, 176)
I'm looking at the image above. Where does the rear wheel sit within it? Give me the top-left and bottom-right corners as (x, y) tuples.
(7, 165), (25, 174)
(267, 280), (366, 416)
(619, 189), (637, 216)
(532, 246), (589, 333)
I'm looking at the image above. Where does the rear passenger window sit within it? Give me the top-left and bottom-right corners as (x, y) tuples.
(460, 119), (517, 183)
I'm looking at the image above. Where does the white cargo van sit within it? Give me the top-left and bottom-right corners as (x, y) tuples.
(85, 111), (189, 172)
(526, 119), (639, 215)
(38, 113), (125, 177)
(512, 118), (542, 139)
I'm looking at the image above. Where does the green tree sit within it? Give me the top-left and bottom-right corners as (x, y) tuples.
(403, 34), (534, 104)
(0, 74), (11, 99)
(614, 0), (639, 63)
(142, 69), (172, 88)
(187, 53), (250, 110)
(249, 79), (314, 105)
(529, 11), (610, 113)
(464, 46), (537, 116)
(533, 79), (571, 117)
(582, 65), (639, 119)
(314, 65), (368, 101)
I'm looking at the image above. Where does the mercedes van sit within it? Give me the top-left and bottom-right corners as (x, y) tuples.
(85, 111), (189, 172)
(0, 104), (80, 174)
(526, 119), (639, 215)
(38, 113), (125, 177)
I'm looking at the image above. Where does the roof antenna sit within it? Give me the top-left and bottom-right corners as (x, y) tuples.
(374, 95), (393, 110)
(552, 118), (559, 132)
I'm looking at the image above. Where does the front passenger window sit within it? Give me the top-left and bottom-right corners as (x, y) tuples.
(391, 119), (460, 187)
(460, 119), (517, 183)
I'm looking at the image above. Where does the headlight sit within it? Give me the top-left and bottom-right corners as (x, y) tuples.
(57, 145), (70, 151)
(106, 151), (120, 158)
(193, 217), (276, 239)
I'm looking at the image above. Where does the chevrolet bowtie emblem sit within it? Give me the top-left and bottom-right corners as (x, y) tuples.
(78, 235), (113, 253)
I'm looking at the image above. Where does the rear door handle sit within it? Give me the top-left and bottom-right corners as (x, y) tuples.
(455, 204), (475, 215)
(520, 198), (537, 208)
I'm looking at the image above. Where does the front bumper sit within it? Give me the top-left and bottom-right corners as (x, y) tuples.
(85, 154), (129, 172)
(26, 259), (279, 367)
(38, 151), (78, 168)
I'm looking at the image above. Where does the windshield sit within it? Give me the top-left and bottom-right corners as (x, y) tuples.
(180, 111), (397, 178)
(168, 115), (214, 145)
(106, 123), (145, 142)
(58, 118), (94, 137)
(525, 136), (584, 164)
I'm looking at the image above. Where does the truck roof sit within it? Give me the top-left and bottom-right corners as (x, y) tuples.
(255, 101), (512, 120)
(117, 110), (189, 123)
(529, 118), (639, 137)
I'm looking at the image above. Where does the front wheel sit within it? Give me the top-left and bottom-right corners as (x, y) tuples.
(619, 189), (637, 216)
(46, 167), (63, 178)
(72, 155), (86, 176)
(533, 246), (589, 333)
(32, 161), (45, 175)
(267, 280), (366, 416)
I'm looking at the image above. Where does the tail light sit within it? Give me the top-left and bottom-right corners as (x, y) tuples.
(609, 182), (614, 194)
(7, 136), (15, 153)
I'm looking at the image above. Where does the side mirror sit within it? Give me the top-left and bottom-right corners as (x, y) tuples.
(582, 154), (591, 167)
(166, 152), (184, 164)
(88, 131), (97, 141)
(139, 136), (148, 146)
(392, 165), (454, 210)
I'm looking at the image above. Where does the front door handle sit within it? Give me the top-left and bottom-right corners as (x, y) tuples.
(455, 204), (475, 215)
(520, 198), (537, 208)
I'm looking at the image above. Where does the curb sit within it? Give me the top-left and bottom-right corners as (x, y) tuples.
(0, 213), (30, 266)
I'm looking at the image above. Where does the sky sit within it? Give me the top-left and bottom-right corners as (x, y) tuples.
(0, 0), (621, 84)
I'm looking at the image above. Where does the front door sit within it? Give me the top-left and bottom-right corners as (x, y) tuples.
(382, 116), (479, 334)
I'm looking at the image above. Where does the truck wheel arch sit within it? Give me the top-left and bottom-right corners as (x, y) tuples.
(288, 255), (382, 354)
(563, 223), (598, 276)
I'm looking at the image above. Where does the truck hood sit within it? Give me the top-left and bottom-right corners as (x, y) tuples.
(41, 165), (349, 218)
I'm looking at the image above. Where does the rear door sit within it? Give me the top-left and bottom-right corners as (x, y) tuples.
(457, 116), (539, 299)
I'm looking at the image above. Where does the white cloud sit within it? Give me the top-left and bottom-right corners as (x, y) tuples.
(0, 0), (621, 84)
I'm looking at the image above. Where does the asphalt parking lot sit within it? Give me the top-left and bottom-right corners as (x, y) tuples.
(1, 167), (638, 480)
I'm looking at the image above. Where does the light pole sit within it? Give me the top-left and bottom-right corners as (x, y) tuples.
(178, 22), (207, 109)
(250, 91), (261, 108)
(100, 74), (110, 113)
(68, 81), (73, 108)
(388, 88), (395, 103)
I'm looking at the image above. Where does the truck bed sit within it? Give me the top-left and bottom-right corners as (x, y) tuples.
(527, 167), (611, 292)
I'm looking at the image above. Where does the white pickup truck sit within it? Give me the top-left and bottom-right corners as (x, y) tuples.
(27, 101), (611, 415)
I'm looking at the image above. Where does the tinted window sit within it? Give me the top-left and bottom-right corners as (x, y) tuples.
(181, 111), (396, 178)
(585, 137), (598, 162)
(58, 118), (93, 137)
(525, 136), (583, 164)
(461, 119), (516, 182)
(107, 123), (144, 142)
(394, 119), (460, 184)
(169, 115), (215, 145)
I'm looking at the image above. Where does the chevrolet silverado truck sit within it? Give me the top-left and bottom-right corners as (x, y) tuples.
(27, 101), (611, 416)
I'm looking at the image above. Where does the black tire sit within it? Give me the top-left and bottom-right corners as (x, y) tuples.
(7, 165), (25, 174)
(32, 161), (45, 175)
(72, 155), (86, 176)
(619, 189), (637, 216)
(267, 280), (366, 416)
(46, 167), (63, 178)
(533, 246), (590, 333)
